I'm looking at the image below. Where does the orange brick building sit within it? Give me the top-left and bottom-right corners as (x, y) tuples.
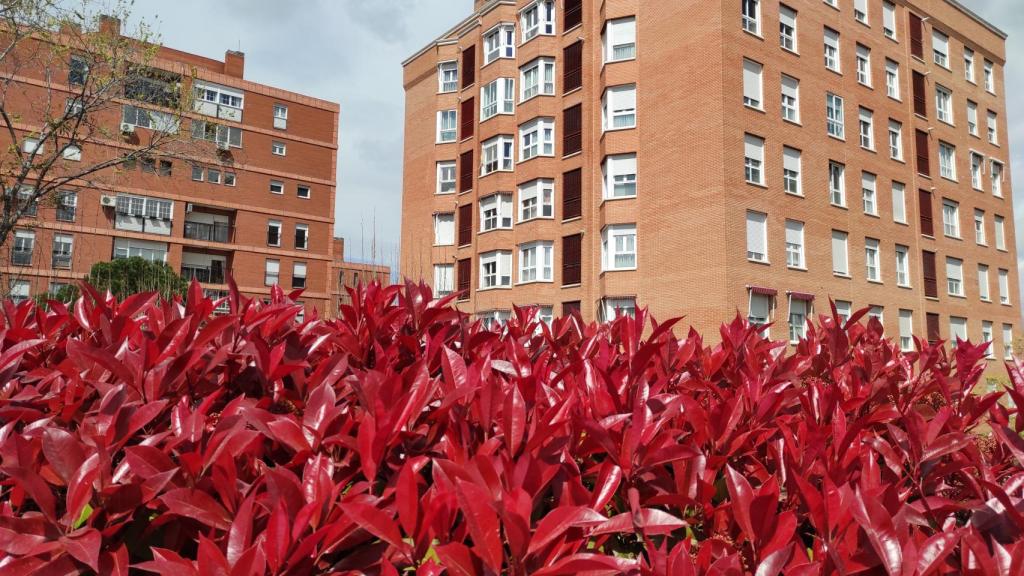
(401, 0), (1020, 362)
(2, 17), (339, 317)
(330, 237), (392, 308)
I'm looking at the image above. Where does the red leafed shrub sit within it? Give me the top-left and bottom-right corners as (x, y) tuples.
(3, 281), (1024, 575)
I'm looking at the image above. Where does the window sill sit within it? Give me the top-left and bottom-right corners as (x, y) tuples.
(516, 280), (554, 286)
(479, 169), (514, 178)
(784, 191), (804, 199)
(1002, 302), (1013, 307)
(782, 118), (802, 127)
(477, 286), (513, 292)
(563, 86), (582, 98)
(746, 181), (769, 190)
(478, 227), (513, 236)
(601, 267), (638, 274)
(519, 92), (555, 105)
(890, 157), (906, 165)
(435, 191), (457, 196)
(602, 195), (637, 204)
(834, 273), (852, 279)
(827, 134), (846, 144)
(748, 258), (770, 266)
(517, 154), (555, 165)
(602, 125), (637, 134)
(865, 212), (880, 219)
(981, 298), (992, 303)
(898, 284), (913, 290)
(604, 56), (637, 66)
(895, 220), (909, 226)
(884, 33), (898, 43)
(562, 151), (582, 160)
(562, 216), (582, 224)
(562, 23), (583, 36)
(744, 104), (765, 114)
(436, 140), (457, 146)
(519, 215), (555, 225)
(561, 283), (581, 289)
(741, 29), (764, 42)
(857, 81), (873, 90)
(787, 266), (808, 272)
(944, 234), (963, 242)
(781, 46), (799, 57)
(948, 293), (966, 300)
(433, 243), (455, 248)
(830, 203), (848, 210)
(826, 67), (843, 77)
(867, 279), (884, 286)
(861, 146), (877, 154)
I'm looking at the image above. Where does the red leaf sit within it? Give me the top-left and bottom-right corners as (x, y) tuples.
(455, 479), (504, 573)
(725, 465), (755, 541)
(41, 428), (85, 484)
(63, 453), (99, 527)
(396, 460), (419, 535)
(339, 500), (407, 552)
(61, 529), (101, 572)
(754, 543), (793, 576)
(503, 383), (526, 456)
(227, 496), (254, 567)
(263, 500), (290, 574)
(527, 506), (607, 556)
(916, 530), (960, 575)
(160, 489), (231, 531)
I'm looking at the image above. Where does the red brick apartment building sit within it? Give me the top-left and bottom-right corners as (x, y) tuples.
(330, 237), (392, 308)
(401, 0), (1020, 363)
(2, 17), (339, 317)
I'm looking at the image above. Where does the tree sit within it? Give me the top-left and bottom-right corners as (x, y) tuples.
(85, 256), (187, 301)
(0, 0), (199, 251)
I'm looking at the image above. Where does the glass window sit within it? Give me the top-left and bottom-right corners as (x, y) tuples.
(602, 224), (638, 270)
(603, 153), (637, 199)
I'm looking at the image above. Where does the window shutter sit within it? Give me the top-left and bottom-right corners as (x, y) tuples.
(785, 220), (802, 247)
(831, 231), (848, 273)
(564, 0), (582, 30)
(459, 150), (473, 193)
(563, 104), (582, 155)
(460, 97), (475, 140)
(915, 129), (930, 176)
(909, 13), (924, 58)
(781, 75), (798, 100)
(458, 203), (473, 246)
(746, 212), (767, 255)
(564, 41), (583, 92)
(462, 46), (475, 88)
(562, 301), (581, 316)
(922, 250), (937, 298)
(562, 168), (582, 220)
(899, 310), (913, 338)
(562, 233), (582, 286)
(783, 147), (800, 173)
(742, 59), (761, 104)
(912, 71), (927, 116)
(780, 6), (796, 30)
(918, 189), (933, 236)
(457, 258), (471, 299)
(883, 2), (896, 32)
(926, 312), (940, 344)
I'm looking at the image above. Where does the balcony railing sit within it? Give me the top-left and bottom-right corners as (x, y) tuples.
(181, 265), (225, 284)
(183, 221), (230, 243)
(11, 248), (32, 266)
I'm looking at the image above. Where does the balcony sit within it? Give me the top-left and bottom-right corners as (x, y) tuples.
(181, 250), (227, 285)
(184, 220), (231, 243)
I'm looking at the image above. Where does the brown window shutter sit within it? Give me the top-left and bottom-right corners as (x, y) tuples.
(918, 189), (933, 236)
(563, 104), (582, 156)
(459, 150), (474, 193)
(460, 97), (475, 140)
(462, 46), (475, 89)
(912, 71), (927, 116)
(457, 258), (471, 299)
(926, 312), (940, 343)
(909, 13), (924, 59)
(564, 0), (582, 30)
(562, 233), (582, 286)
(564, 41), (583, 93)
(458, 203), (473, 246)
(922, 250), (938, 298)
(915, 130), (930, 176)
(562, 301), (581, 316)
(562, 168), (582, 220)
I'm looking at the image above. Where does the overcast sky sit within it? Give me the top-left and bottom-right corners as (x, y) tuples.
(126, 0), (1024, 288)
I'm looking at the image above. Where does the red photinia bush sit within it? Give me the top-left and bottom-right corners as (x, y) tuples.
(2, 281), (1024, 575)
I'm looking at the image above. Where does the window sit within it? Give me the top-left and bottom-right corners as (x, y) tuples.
(783, 147), (801, 195)
(1004, 325), (1014, 360)
(564, 41), (583, 92)
(1000, 269), (1011, 304)
(437, 110), (457, 142)
(912, 71), (926, 116)
(964, 48), (976, 83)
(888, 120), (903, 160)
(982, 321), (995, 358)
(56, 191), (76, 222)
(265, 259), (280, 286)
(114, 194), (172, 237)
(437, 161), (456, 194)
(519, 179), (554, 220)
(883, 2), (897, 39)
(458, 204), (473, 245)
(785, 219), (805, 268)
(868, 306), (884, 323)
(481, 135), (514, 175)
(603, 154), (637, 199)
(744, 134), (765, 185)
(519, 117), (555, 160)
(862, 172), (877, 216)
(461, 98), (475, 140)
(988, 111), (999, 145)
(438, 61), (459, 93)
(602, 224), (637, 270)
(270, 180), (284, 194)
(975, 209), (987, 245)
(781, 75), (800, 122)
(483, 24), (515, 65)
(604, 17), (636, 62)
(916, 129), (930, 176)
(603, 85), (636, 130)
(520, 58), (555, 101)
(992, 161), (1004, 197)
(12, 230), (34, 266)
(824, 28), (840, 72)
(895, 244), (910, 286)
(835, 301), (852, 324)
(191, 165), (204, 181)
(942, 199), (960, 238)
(892, 182), (906, 223)
(480, 193), (513, 231)
(743, 59), (763, 109)
(947, 257), (964, 296)
(984, 60), (995, 93)
(267, 220), (281, 246)
(748, 292), (773, 330)
(971, 153), (984, 190)
(190, 120), (240, 146)
(885, 60), (900, 99)
(920, 189), (934, 236)
(564, 0), (582, 29)
(949, 317), (968, 346)
(519, 241), (553, 283)
(273, 104), (288, 129)
(206, 169), (221, 184)
(434, 264), (454, 297)
(789, 298), (810, 343)
(932, 29), (949, 68)
(62, 144), (81, 161)
(602, 298), (637, 321)
(124, 105), (180, 133)
(979, 264), (991, 301)
(856, 44), (871, 86)
(292, 262), (307, 289)
(832, 230), (849, 276)
(938, 142), (956, 180)
(562, 104), (582, 156)
(295, 223), (309, 250)
(995, 215), (1006, 251)
(434, 213), (455, 245)
(967, 101), (978, 136)
(935, 85), (952, 124)
(865, 238), (881, 281)
(780, 5), (797, 51)
(858, 108), (874, 150)
(521, 0), (555, 41)
(910, 12), (924, 57)
(898, 310), (914, 351)
(69, 54), (88, 85)
(747, 211), (768, 263)
(742, 0), (760, 34)
(562, 233), (582, 285)
(854, 0), (868, 23)
(826, 93), (844, 138)
(480, 251), (512, 289)
(9, 280), (29, 304)
(481, 78), (515, 120)
(829, 161), (846, 206)
(563, 168), (582, 219)
(296, 185), (309, 199)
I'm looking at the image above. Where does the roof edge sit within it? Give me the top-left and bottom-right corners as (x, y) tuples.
(943, 0), (1007, 40)
(402, 0), (516, 67)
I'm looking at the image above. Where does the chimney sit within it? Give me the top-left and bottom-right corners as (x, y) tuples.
(59, 21), (81, 36)
(224, 50), (245, 79)
(98, 15), (121, 37)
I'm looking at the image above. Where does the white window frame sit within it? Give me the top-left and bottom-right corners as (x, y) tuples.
(518, 241), (554, 283)
(862, 171), (877, 216)
(865, 238), (881, 282)
(603, 153), (638, 200)
(988, 111), (999, 145)
(832, 230), (849, 276)
(744, 133), (765, 185)
(783, 147), (801, 196)
(991, 161), (1004, 197)
(854, 0), (869, 23)
(602, 224), (638, 271)
(979, 264), (991, 302)
(933, 29), (950, 68)
(434, 264), (454, 297)
(995, 215), (1006, 251)
(602, 298), (637, 321)
(604, 17), (637, 62)
(437, 110), (457, 143)
(829, 161), (846, 206)
(942, 199), (960, 238)
(264, 259), (280, 286)
(826, 93), (844, 139)
(967, 101), (978, 136)
(520, 0), (555, 42)
(895, 244), (910, 287)
(273, 104), (288, 129)
(518, 178), (554, 221)
(483, 23), (515, 65)
(899, 310), (914, 352)
(481, 78), (515, 120)
(437, 161), (456, 194)
(602, 84), (637, 131)
(975, 209), (987, 245)
(519, 117), (555, 161)
(1004, 324), (1015, 360)
(983, 321), (995, 358)
(946, 257), (964, 297)
(938, 141), (956, 181)
(743, 58), (764, 110)
(748, 291), (773, 333)
(970, 152), (984, 190)
(888, 120), (903, 160)
(481, 135), (514, 175)
(267, 219), (282, 247)
(438, 61), (459, 93)
(788, 297), (810, 343)
(985, 60), (995, 93)
(892, 182), (906, 224)
(883, 1), (897, 39)
(479, 250), (513, 289)
(785, 219), (805, 269)
(858, 107), (874, 150)
(433, 212), (455, 246)
(520, 58), (555, 101)
(742, 0), (761, 35)
(885, 59), (900, 100)
(480, 193), (513, 232)
(935, 85), (953, 124)
(780, 5), (797, 52)
(964, 48), (976, 83)
(781, 75), (800, 122)
(271, 141), (286, 156)
(856, 44), (871, 86)
(747, 210), (768, 263)
(1000, 269), (1011, 305)
(824, 28), (841, 72)
(294, 223), (309, 250)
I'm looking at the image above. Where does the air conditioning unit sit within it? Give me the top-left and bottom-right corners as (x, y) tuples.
(216, 141), (230, 151)
(120, 122), (135, 134)
(100, 194), (117, 207)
